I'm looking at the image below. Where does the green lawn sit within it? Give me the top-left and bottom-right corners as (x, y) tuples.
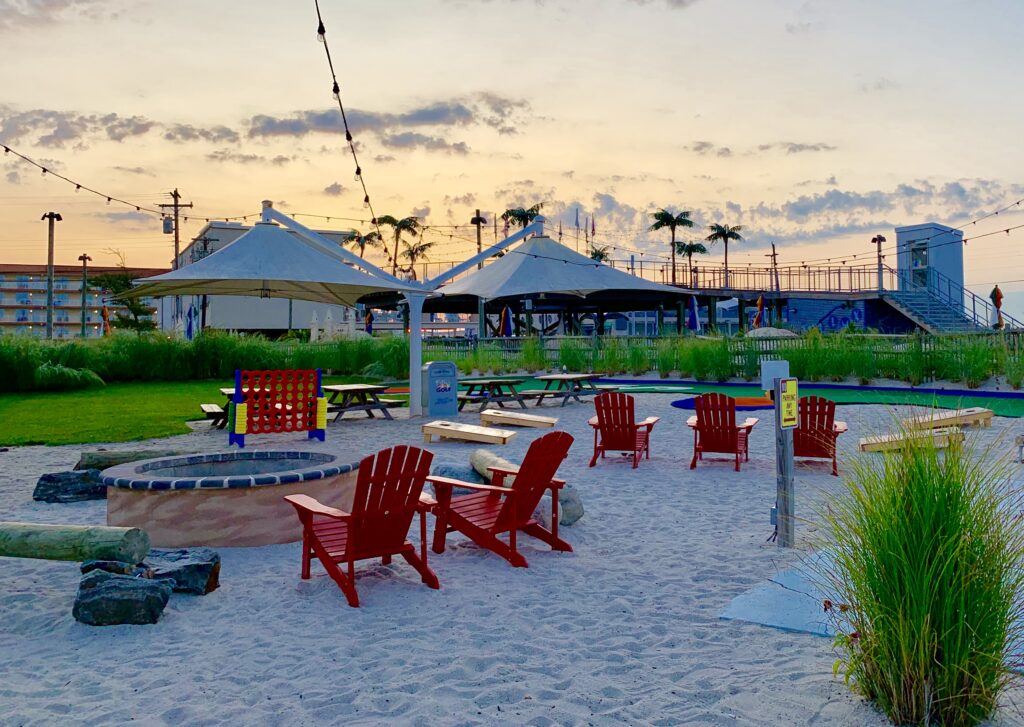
(0, 376), (377, 446)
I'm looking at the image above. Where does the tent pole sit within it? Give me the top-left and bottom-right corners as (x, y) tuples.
(406, 292), (426, 417)
(477, 298), (486, 339)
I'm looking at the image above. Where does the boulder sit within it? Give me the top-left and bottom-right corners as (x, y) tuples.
(32, 470), (106, 503)
(74, 449), (193, 471)
(427, 463), (486, 498)
(80, 560), (153, 579)
(145, 548), (221, 595)
(72, 570), (172, 626)
(531, 486), (584, 527)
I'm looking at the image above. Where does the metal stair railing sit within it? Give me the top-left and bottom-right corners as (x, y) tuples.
(883, 265), (1022, 331)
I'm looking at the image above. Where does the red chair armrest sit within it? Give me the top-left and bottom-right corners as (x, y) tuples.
(549, 478), (566, 490)
(426, 476), (515, 496)
(834, 421), (848, 434)
(487, 465), (520, 477)
(686, 415), (698, 429)
(587, 415), (599, 428)
(740, 417), (759, 430)
(284, 494), (350, 519)
(637, 416), (660, 429)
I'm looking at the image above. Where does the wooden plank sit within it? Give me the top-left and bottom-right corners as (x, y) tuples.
(481, 410), (558, 428)
(901, 407), (993, 431)
(859, 427), (964, 453)
(421, 420), (516, 445)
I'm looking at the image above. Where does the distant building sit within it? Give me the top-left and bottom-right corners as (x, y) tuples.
(0, 263), (166, 338)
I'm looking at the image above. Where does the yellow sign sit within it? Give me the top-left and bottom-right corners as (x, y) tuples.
(780, 378), (798, 429)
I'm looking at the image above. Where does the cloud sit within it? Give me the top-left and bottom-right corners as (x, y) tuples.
(628, 0), (701, 6)
(757, 141), (837, 155)
(323, 182), (344, 196)
(859, 77), (900, 93)
(443, 192), (476, 206)
(785, 21), (823, 34)
(412, 205), (431, 219)
(0, 0), (111, 32)
(111, 165), (152, 176)
(205, 149), (295, 165)
(163, 123), (239, 144)
(380, 131), (469, 154)
(5, 169), (20, 184)
(374, 154), (396, 163)
(96, 210), (152, 226)
(0, 109), (154, 147)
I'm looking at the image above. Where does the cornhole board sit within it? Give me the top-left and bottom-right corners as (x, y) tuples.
(480, 410), (558, 429)
(901, 407), (993, 431)
(859, 427), (964, 453)
(422, 421), (516, 445)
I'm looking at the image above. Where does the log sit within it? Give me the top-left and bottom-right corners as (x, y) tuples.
(74, 449), (194, 471)
(0, 522), (150, 563)
(469, 449), (518, 483)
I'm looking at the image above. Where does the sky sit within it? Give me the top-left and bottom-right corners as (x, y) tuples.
(1, 0), (1023, 311)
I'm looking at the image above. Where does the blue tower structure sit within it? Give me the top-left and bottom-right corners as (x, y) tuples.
(894, 222), (964, 296)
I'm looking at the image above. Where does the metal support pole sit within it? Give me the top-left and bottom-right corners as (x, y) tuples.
(872, 235), (886, 292)
(774, 377), (795, 548)
(406, 293), (427, 417)
(78, 253), (91, 338)
(41, 212), (61, 339)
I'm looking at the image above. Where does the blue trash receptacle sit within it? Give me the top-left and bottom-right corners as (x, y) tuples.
(422, 361), (459, 417)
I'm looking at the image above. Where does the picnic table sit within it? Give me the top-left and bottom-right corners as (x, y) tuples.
(322, 383), (401, 421)
(520, 373), (617, 407)
(457, 378), (529, 411)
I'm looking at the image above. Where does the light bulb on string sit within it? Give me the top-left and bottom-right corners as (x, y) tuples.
(75, 184), (80, 192)
(332, 81), (340, 100)
(106, 197), (111, 205)
(363, 195), (370, 209)
(316, 20), (326, 42)
(354, 166), (361, 181)
(41, 168), (47, 176)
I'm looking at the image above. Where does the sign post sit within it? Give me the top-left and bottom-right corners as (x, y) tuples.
(775, 376), (798, 547)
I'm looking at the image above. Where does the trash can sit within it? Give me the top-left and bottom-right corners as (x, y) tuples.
(422, 361), (459, 417)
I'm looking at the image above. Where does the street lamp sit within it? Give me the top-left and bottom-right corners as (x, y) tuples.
(871, 235), (887, 292)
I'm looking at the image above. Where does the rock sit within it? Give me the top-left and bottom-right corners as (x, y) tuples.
(32, 470), (106, 503)
(427, 463), (486, 498)
(72, 570), (172, 626)
(80, 560), (153, 579)
(74, 449), (193, 471)
(531, 486), (584, 527)
(145, 548), (221, 595)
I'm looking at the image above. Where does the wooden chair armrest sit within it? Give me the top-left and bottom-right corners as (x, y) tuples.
(834, 421), (848, 434)
(740, 417), (760, 430)
(283, 494), (350, 519)
(686, 415), (698, 428)
(637, 416), (660, 429)
(487, 465), (520, 477)
(426, 476), (515, 496)
(587, 415), (599, 428)
(418, 492), (437, 509)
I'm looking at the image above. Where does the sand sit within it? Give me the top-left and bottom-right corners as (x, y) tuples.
(1, 396), (1023, 726)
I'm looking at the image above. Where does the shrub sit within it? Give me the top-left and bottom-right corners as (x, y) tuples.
(34, 363), (105, 391)
(558, 338), (589, 372)
(595, 338), (626, 374)
(1004, 353), (1024, 390)
(516, 337), (548, 372)
(654, 338), (676, 377)
(627, 341), (649, 375)
(0, 335), (41, 392)
(817, 429), (1024, 727)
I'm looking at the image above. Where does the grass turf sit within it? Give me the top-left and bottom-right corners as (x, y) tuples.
(0, 376), (375, 446)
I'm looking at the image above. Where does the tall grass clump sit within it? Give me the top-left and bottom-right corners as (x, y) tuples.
(0, 335), (41, 392)
(33, 363), (105, 391)
(515, 337), (549, 372)
(626, 341), (649, 375)
(1003, 352), (1024, 390)
(654, 338), (677, 377)
(817, 430), (1024, 727)
(558, 338), (590, 372)
(961, 338), (995, 388)
(595, 337), (627, 374)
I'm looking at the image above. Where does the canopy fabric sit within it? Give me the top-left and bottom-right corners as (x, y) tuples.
(128, 222), (418, 307)
(435, 236), (683, 300)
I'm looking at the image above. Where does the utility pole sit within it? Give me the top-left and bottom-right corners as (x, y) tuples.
(471, 210), (488, 338)
(78, 253), (91, 339)
(765, 242), (779, 292)
(158, 189), (193, 322)
(192, 234), (213, 330)
(471, 210), (487, 270)
(41, 212), (62, 339)
(871, 235), (886, 292)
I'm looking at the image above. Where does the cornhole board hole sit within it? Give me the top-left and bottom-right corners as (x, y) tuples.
(480, 410), (558, 429)
(859, 427), (964, 453)
(901, 407), (993, 430)
(422, 421), (516, 445)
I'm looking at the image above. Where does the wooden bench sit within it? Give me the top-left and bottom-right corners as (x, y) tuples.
(422, 421), (516, 445)
(901, 407), (993, 431)
(480, 410), (558, 429)
(377, 398), (404, 408)
(859, 427), (964, 453)
(200, 403), (227, 428)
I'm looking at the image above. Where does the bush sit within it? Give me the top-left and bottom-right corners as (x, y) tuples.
(627, 341), (649, 375)
(516, 337), (548, 372)
(595, 338), (627, 374)
(558, 338), (589, 372)
(654, 338), (676, 377)
(33, 363), (105, 391)
(818, 429), (1024, 727)
(0, 335), (41, 392)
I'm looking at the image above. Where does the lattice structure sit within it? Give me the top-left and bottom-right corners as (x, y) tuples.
(228, 369), (327, 448)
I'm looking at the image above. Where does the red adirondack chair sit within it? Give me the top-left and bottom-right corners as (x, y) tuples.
(428, 430), (574, 568)
(587, 392), (660, 469)
(794, 395), (847, 476)
(686, 393), (759, 471)
(284, 445), (439, 607)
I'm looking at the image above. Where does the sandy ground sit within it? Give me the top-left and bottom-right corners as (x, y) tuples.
(1, 395), (1023, 726)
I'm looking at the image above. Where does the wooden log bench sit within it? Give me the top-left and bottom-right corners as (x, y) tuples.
(422, 421), (517, 445)
(0, 522), (150, 563)
(901, 407), (993, 431)
(859, 427), (964, 453)
(480, 410), (558, 429)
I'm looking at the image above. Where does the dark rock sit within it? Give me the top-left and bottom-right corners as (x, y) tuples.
(146, 548), (221, 595)
(33, 470), (106, 503)
(427, 463), (486, 498)
(74, 449), (193, 471)
(72, 570), (172, 626)
(80, 560), (153, 579)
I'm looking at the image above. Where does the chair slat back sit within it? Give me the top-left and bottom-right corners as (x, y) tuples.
(694, 393), (738, 450)
(499, 431), (574, 530)
(595, 392), (637, 450)
(349, 445), (433, 556)
(795, 395), (836, 455)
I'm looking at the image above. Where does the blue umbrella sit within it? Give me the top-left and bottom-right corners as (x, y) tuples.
(499, 306), (513, 337)
(185, 304), (196, 341)
(687, 296), (701, 333)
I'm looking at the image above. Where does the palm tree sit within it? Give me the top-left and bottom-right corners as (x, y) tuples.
(589, 244), (611, 262)
(705, 223), (744, 288)
(376, 215), (422, 275)
(500, 203), (543, 229)
(400, 238), (435, 280)
(676, 241), (708, 287)
(348, 230), (382, 258)
(648, 208), (694, 285)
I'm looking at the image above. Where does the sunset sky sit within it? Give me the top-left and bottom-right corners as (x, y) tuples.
(1, 0), (1022, 308)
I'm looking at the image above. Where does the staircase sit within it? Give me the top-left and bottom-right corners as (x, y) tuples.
(882, 289), (983, 334)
